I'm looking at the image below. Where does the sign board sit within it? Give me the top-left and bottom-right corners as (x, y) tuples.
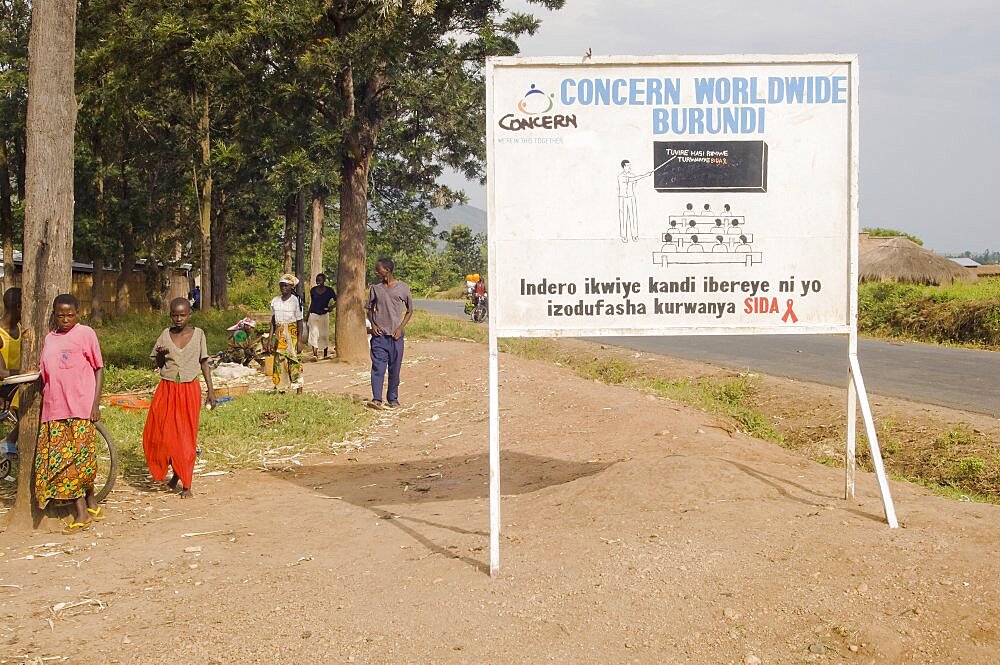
(486, 56), (858, 338)
(483, 57), (897, 578)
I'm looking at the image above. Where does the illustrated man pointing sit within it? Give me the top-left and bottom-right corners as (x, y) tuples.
(618, 159), (653, 243)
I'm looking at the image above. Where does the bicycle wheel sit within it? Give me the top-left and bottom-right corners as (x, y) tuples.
(472, 302), (488, 323)
(92, 421), (118, 503)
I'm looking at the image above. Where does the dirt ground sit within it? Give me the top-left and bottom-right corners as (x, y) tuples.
(1, 339), (999, 664)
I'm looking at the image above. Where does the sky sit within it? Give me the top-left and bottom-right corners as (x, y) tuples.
(441, 0), (1000, 254)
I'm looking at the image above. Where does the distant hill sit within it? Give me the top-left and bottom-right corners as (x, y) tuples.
(431, 205), (487, 238)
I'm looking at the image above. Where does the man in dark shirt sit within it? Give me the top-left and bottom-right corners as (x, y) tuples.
(306, 273), (336, 359)
(366, 257), (413, 409)
(188, 286), (201, 311)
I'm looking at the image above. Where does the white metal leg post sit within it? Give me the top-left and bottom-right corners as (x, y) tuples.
(846, 374), (857, 499)
(847, 353), (899, 528)
(488, 330), (501, 577)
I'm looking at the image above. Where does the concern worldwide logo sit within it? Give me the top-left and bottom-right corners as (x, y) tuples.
(498, 83), (578, 131)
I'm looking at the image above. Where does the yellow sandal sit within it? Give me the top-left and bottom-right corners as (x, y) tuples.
(62, 520), (91, 534)
(86, 506), (106, 521)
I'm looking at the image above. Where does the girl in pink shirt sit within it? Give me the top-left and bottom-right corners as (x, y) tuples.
(34, 294), (105, 531)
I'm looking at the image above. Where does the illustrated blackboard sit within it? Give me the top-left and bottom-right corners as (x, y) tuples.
(653, 140), (768, 192)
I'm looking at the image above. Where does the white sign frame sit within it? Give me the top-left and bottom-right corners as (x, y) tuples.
(485, 54), (897, 578)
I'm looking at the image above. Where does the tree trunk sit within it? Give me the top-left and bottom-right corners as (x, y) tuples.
(310, 189), (326, 283)
(211, 194), (228, 308)
(91, 152), (106, 324)
(334, 154), (371, 363)
(91, 256), (105, 325)
(7, 0), (77, 531)
(283, 194), (295, 274)
(295, 189), (307, 296)
(333, 56), (383, 364)
(196, 91), (212, 311)
(0, 141), (14, 293)
(116, 229), (135, 313)
(14, 136), (25, 200)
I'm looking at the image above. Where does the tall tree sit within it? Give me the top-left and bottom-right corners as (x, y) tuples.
(272, 0), (564, 362)
(294, 189), (308, 296)
(309, 187), (327, 283)
(441, 224), (486, 278)
(194, 89), (213, 310)
(0, 0), (29, 293)
(7, 0), (77, 530)
(283, 194), (295, 273)
(0, 143), (13, 293)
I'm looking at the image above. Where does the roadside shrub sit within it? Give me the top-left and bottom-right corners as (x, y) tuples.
(858, 280), (1000, 347)
(229, 273), (274, 311)
(954, 456), (986, 479)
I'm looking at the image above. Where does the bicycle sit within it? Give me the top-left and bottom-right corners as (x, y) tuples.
(0, 371), (118, 503)
(471, 293), (488, 323)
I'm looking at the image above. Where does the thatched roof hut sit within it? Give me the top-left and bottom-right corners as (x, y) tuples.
(859, 234), (978, 286)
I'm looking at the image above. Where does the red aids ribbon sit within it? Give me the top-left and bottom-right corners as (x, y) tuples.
(781, 299), (798, 323)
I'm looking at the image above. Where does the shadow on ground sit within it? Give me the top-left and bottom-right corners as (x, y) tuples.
(277, 450), (613, 507)
(273, 451), (615, 574)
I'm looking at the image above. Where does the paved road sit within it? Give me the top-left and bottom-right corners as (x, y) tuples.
(416, 299), (1000, 417)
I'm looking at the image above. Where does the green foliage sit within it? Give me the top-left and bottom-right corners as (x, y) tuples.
(90, 310), (235, 369)
(104, 366), (160, 394)
(229, 273), (275, 312)
(954, 456), (986, 479)
(0, 0), (29, 240)
(866, 421), (998, 502)
(440, 224), (487, 280)
(5, 0), (566, 337)
(101, 393), (372, 478)
(577, 357), (638, 384)
(863, 227), (923, 245)
(858, 279), (1000, 347)
(935, 426), (979, 449)
(365, 240), (459, 297)
(427, 284), (468, 300)
(406, 309), (486, 342)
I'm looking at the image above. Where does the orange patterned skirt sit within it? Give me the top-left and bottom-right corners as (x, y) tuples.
(34, 418), (97, 509)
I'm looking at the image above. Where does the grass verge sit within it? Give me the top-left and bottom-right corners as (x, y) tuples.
(91, 309), (254, 393)
(101, 393), (373, 480)
(92, 309), (238, 369)
(858, 278), (1000, 349)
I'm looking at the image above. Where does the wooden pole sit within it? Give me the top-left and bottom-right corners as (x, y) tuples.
(6, 0), (77, 531)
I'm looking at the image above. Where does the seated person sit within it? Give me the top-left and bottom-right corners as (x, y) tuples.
(687, 235), (705, 252)
(712, 236), (729, 252)
(0, 287), (21, 460)
(734, 235), (752, 252)
(223, 316), (263, 366)
(660, 233), (677, 253)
